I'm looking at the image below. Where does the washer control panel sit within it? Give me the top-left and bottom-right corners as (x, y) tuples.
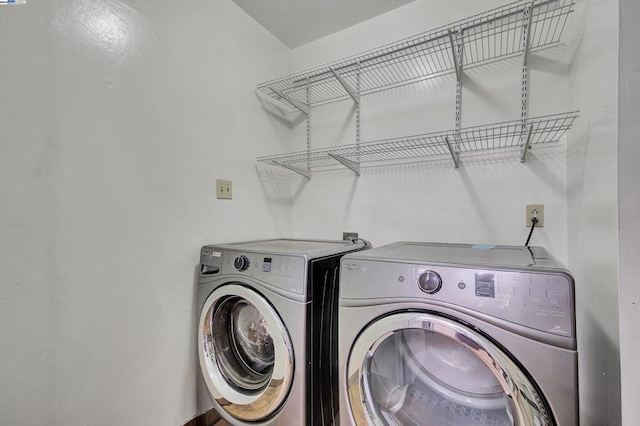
(341, 259), (574, 337)
(201, 247), (307, 295)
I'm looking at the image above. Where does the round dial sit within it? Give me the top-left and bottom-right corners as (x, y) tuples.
(418, 270), (442, 294)
(234, 255), (250, 272)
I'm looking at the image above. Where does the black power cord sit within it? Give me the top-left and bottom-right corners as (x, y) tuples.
(525, 216), (539, 246)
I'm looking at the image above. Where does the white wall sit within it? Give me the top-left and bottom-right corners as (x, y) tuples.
(290, 0), (570, 260)
(0, 4), (55, 423)
(618, 0), (640, 423)
(566, 0), (621, 424)
(0, 0), (291, 425)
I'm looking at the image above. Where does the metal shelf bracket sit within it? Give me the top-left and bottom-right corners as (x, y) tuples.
(271, 161), (311, 180)
(355, 64), (362, 144)
(520, 1), (534, 125)
(444, 136), (461, 168)
(306, 84), (311, 170)
(449, 30), (464, 157)
(328, 153), (361, 176)
(520, 124), (534, 162)
(269, 88), (309, 115)
(448, 30), (463, 83)
(522, 0), (535, 67)
(330, 68), (360, 105)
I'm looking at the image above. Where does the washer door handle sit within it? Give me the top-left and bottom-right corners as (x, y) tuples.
(200, 265), (220, 275)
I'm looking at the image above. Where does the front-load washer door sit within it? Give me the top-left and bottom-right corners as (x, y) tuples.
(198, 283), (294, 422)
(346, 312), (552, 426)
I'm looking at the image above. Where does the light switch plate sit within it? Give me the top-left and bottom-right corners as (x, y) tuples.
(216, 180), (232, 199)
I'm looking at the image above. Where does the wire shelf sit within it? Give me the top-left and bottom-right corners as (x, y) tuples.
(257, 111), (578, 175)
(256, 0), (573, 108)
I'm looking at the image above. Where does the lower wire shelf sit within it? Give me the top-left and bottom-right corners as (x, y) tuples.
(257, 111), (579, 178)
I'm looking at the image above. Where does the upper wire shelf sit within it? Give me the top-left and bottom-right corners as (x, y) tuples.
(257, 112), (579, 176)
(256, 0), (574, 108)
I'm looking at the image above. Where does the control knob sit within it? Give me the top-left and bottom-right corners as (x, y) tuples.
(234, 255), (250, 272)
(418, 270), (442, 294)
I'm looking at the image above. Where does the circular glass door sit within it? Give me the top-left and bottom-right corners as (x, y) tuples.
(347, 312), (551, 426)
(199, 284), (294, 422)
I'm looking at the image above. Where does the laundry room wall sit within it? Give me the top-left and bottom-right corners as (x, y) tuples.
(619, 0), (640, 423)
(0, 1), (291, 425)
(566, 0), (621, 424)
(288, 0), (570, 262)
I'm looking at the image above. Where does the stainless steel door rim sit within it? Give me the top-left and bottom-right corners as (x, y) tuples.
(199, 283), (294, 422)
(347, 312), (550, 426)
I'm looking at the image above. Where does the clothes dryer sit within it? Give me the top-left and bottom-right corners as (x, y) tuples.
(339, 242), (577, 426)
(197, 238), (370, 425)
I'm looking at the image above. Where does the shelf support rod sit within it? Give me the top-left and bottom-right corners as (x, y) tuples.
(448, 30), (462, 82)
(330, 68), (360, 105)
(306, 82), (311, 171)
(520, 1), (534, 117)
(355, 63), (361, 145)
(520, 124), (534, 163)
(355, 64), (362, 168)
(449, 30), (464, 160)
(519, 1), (534, 154)
(444, 136), (461, 168)
(269, 88), (309, 115)
(523, 0), (535, 68)
(328, 153), (360, 176)
(271, 161), (311, 180)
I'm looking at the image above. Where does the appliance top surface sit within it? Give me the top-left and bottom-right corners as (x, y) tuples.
(207, 238), (364, 258)
(345, 242), (567, 272)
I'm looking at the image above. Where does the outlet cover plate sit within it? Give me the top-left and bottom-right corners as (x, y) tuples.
(216, 179), (232, 199)
(526, 204), (544, 227)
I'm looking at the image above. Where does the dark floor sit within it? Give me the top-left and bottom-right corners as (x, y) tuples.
(183, 408), (222, 426)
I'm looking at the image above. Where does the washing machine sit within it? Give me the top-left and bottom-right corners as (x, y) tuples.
(197, 238), (370, 425)
(338, 242), (578, 426)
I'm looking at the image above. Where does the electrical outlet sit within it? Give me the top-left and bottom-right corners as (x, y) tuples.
(343, 232), (359, 240)
(216, 179), (232, 199)
(526, 204), (544, 227)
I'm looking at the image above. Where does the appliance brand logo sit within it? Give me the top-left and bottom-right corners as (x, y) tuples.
(343, 262), (361, 272)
